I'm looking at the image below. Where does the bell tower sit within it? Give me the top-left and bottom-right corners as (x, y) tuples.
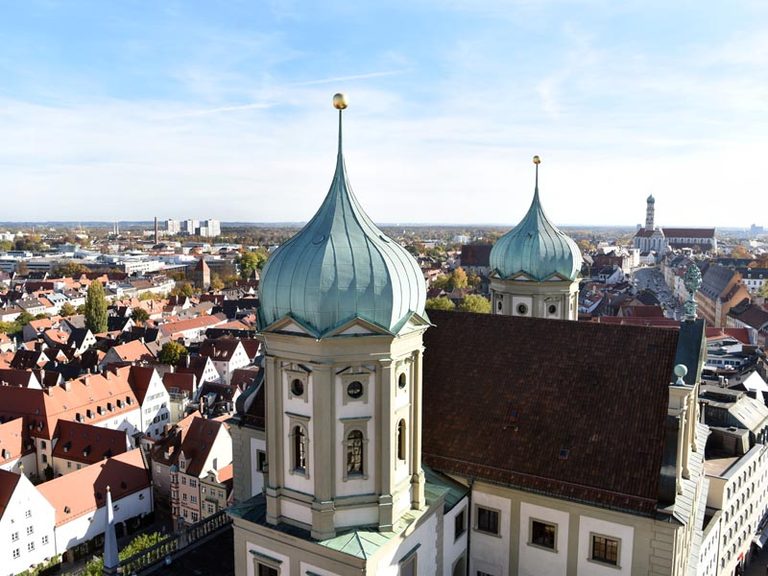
(646, 194), (655, 230)
(489, 156), (582, 321)
(258, 94), (429, 540)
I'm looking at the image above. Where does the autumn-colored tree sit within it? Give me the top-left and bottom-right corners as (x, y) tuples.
(425, 296), (456, 311)
(450, 267), (468, 290)
(458, 294), (491, 313)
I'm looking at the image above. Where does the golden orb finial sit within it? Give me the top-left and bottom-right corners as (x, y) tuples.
(533, 155), (541, 165)
(333, 93), (348, 110)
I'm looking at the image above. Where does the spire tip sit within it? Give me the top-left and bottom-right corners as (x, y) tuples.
(333, 93), (348, 110)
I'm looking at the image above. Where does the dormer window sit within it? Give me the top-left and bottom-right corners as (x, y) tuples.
(75, 413), (82, 422)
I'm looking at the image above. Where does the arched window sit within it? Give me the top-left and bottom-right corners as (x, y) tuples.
(293, 426), (307, 472)
(397, 419), (407, 461)
(347, 430), (364, 475)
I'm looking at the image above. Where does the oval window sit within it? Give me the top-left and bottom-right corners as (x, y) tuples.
(347, 381), (364, 399)
(290, 379), (304, 396)
(548, 304), (557, 315)
(517, 303), (528, 315)
(398, 373), (407, 389)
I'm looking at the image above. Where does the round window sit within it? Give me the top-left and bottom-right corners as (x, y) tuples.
(517, 303), (528, 315)
(398, 373), (407, 389)
(347, 381), (364, 399)
(548, 304), (557, 315)
(290, 379), (304, 396)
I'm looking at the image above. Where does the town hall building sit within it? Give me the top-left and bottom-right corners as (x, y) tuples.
(228, 95), (710, 576)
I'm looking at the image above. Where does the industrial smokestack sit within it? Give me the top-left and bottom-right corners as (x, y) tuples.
(154, 217), (159, 245)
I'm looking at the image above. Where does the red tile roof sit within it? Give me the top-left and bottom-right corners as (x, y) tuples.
(0, 417), (31, 464)
(39, 449), (150, 526)
(0, 366), (139, 439)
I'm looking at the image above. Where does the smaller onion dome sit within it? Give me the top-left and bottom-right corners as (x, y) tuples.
(258, 95), (426, 336)
(490, 157), (582, 281)
(647, 194), (655, 204)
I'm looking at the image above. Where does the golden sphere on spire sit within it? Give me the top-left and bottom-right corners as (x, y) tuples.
(533, 155), (541, 164)
(333, 93), (348, 110)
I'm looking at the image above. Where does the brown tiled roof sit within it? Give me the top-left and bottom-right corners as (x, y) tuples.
(663, 228), (715, 238)
(0, 469), (21, 520)
(51, 420), (129, 464)
(460, 244), (492, 267)
(239, 339), (261, 360)
(422, 310), (680, 516)
(127, 366), (158, 404)
(178, 416), (228, 477)
(39, 449), (149, 526)
(162, 372), (196, 396)
(199, 339), (242, 362)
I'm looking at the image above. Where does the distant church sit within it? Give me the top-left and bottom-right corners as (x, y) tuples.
(228, 95), (709, 576)
(633, 194), (717, 257)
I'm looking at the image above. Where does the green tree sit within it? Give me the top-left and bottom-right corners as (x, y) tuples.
(84, 281), (108, 333)
(458, 294), (491, 314)
(0, 240), (12, 252)
(210, 273), (225, 292)
(82, 532), (163, 576)
(76, 304), (87, 315)
(15, 311), (34, 327)
(759, 282), (768, 299)
(131, 308), (149, 323)
(170, 281), (195, 298)
(0, 321), (17, 334)
(430, 274), (451, 291)
(158, 341), (188, 365)
(425, 296), (456, 311)
(53, 261), (89, 278)
(239, 249), (269, 279)
(59, 302), (77, 317)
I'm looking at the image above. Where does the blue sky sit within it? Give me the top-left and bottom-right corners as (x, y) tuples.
(0, 0), (766, 227)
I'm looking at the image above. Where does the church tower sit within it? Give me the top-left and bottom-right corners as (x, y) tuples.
(646, 193), (655, 230)
(256, 94), (429, 540)
(489, 156), (582, 320)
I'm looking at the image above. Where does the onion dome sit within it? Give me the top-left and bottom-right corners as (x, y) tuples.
(258, 94), (426, 336)
(647, 194), (655, 204)
(490, 156), (582, 281)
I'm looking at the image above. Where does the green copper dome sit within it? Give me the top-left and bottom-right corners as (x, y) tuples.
(490, 165), (582, 281)
(258, 104), (426, 336)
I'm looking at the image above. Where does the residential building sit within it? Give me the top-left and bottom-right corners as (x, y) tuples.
(37, 449), (153, 563)
(199, 338), (250, 384)
(50, 421), (130, 477)
(696, 265), (750, 328)
(169, 416), (232, 527)
(128, 366), (171, 439)
(200, 463), (233, 518)
(0, 470), (56, 576)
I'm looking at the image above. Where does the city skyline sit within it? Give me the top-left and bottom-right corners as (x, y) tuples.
(1, 1), (766, 226)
